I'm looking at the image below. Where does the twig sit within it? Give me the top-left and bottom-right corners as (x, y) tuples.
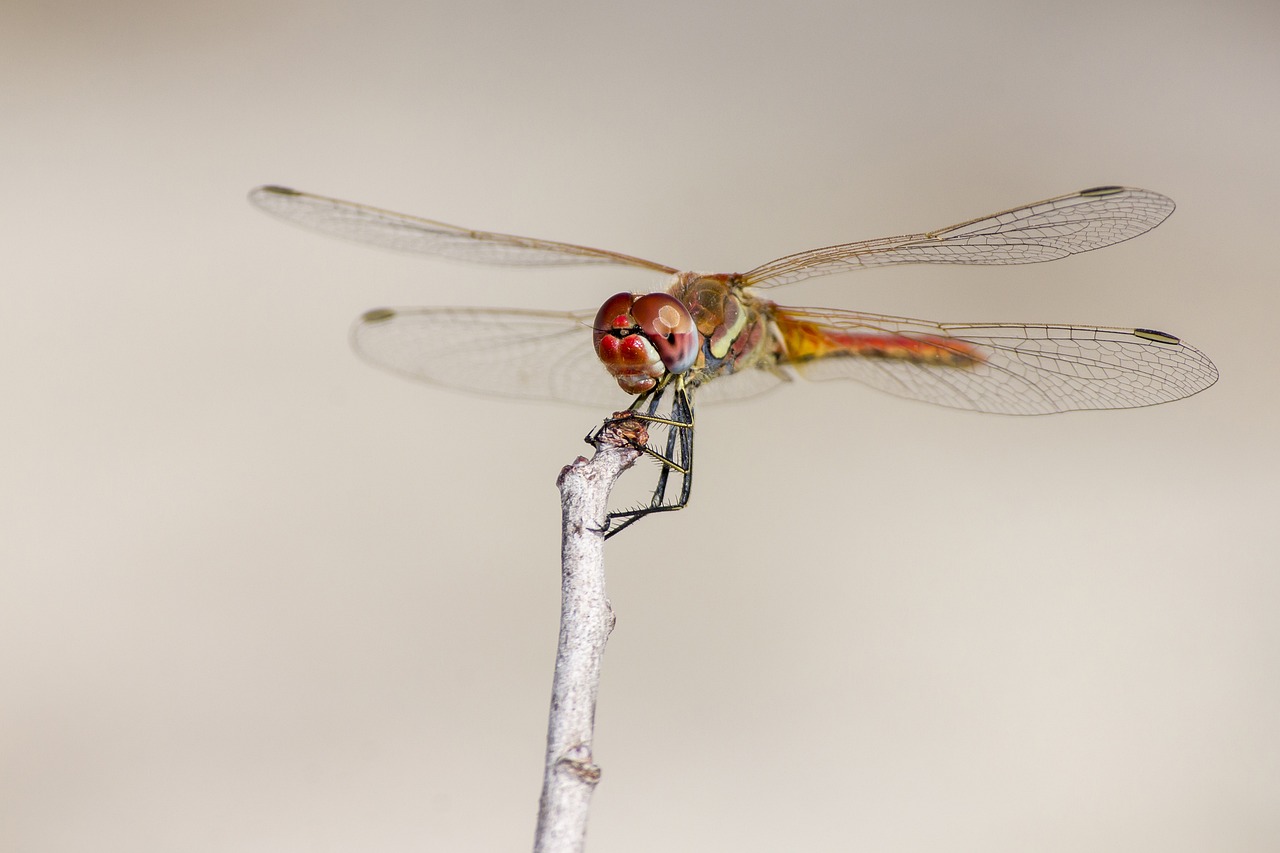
(533, 417), (647, 853)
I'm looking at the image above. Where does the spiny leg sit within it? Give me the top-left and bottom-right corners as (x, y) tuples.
(601, 381), (695, 539)
(641, 381), (692, 507)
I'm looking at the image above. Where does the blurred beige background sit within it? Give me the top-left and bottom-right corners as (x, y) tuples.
(4, 0), (1277, 850)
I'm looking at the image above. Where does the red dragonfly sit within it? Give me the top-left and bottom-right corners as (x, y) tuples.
(250, 184), (1217, 536)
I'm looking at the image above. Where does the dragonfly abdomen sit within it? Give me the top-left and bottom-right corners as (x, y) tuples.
(775, 315), (984, 369)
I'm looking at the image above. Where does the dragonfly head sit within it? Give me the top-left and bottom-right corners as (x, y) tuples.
(593, 292), (699, 395)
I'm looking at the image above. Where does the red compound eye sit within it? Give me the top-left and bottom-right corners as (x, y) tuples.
(593, 292), (636, 335)
(629, 292), (698, 374)
(592, 292), (699, 394)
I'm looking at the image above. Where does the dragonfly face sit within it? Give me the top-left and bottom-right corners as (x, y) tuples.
(592, 291), (699, 395)
(250, 183), (1218, 537)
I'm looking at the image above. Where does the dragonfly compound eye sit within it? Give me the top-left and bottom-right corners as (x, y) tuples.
(592, 292), (699, 395)
(630, 293), (699, 375)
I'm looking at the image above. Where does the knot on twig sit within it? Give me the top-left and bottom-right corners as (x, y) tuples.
(556, 457), (591, 488)
(557, 744), (602, 785)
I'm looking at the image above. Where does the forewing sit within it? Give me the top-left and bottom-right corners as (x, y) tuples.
(743, 186), (1174, 288)
(250, 186), (677, 272)
(773, 306), (1218, 415)
(351, 307), (627, 408)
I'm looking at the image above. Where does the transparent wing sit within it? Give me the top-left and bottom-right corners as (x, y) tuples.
(250, 186), (678, 273)
(688, 366), (792, 405)
(742, 186), (1174, 289)
(772, 306), (1218, 415)
(350, 306), (629, 408)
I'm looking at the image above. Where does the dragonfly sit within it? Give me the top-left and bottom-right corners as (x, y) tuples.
(250, 184), (1217, 537)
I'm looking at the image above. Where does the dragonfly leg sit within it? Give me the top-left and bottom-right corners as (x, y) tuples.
(600, 381), (694, 539)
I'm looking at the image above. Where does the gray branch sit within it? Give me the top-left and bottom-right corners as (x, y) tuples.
(533, 417), (647, 853)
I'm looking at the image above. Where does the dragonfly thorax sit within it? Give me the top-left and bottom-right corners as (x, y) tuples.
(667, 272), (753, 360)
(592, 291), (699, 395)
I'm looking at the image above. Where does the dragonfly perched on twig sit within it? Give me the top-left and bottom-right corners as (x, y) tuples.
(250, 184), (1217, 538)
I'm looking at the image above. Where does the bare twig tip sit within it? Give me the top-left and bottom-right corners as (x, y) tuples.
(597, 414), (649, 449)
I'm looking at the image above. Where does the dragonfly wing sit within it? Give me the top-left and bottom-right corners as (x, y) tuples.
(351, 307), (628, 408)
(773, 307), (1217, 415)
(250, 186), (678, 273)
(689, 365), (791, 405)
(742, 186), (1174, 288)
